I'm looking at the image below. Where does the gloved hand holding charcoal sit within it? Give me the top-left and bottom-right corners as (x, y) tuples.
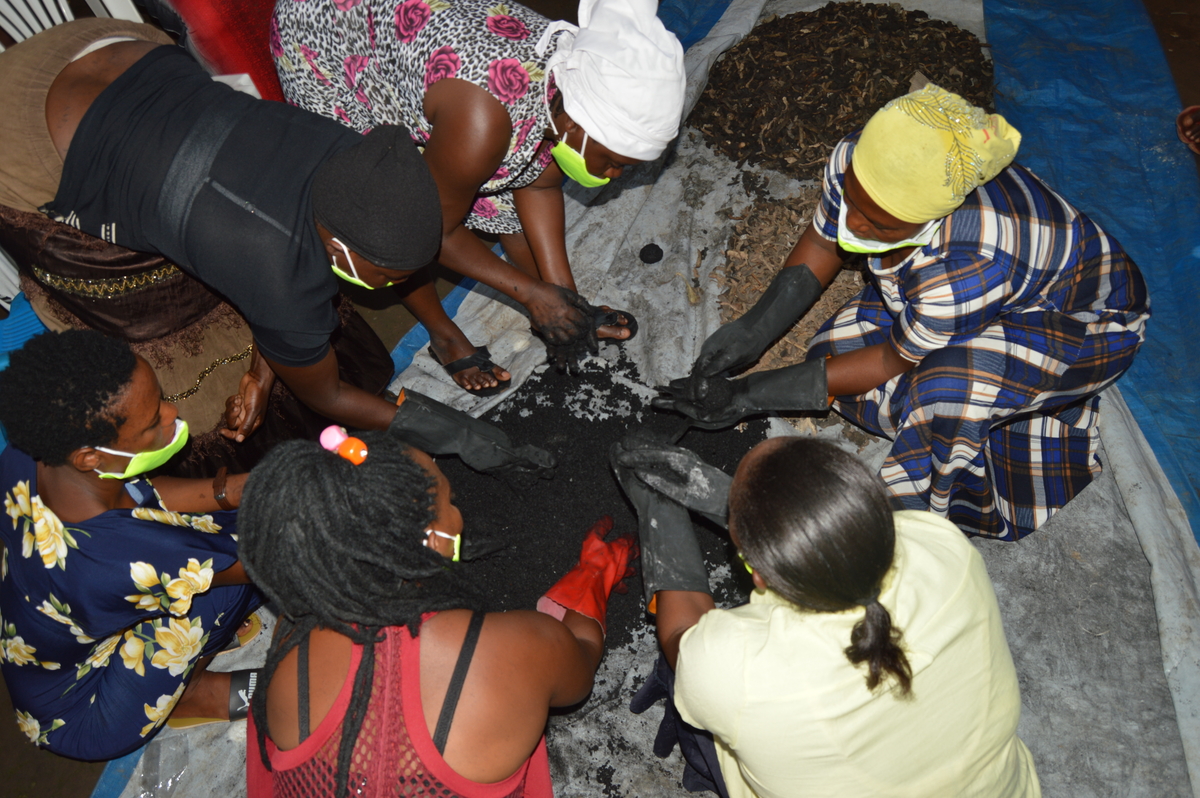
(694, 265), (823, 377)
(611, 434), (712, 611)
(653, 358), (830, 429)
(612, 440), (732, 527)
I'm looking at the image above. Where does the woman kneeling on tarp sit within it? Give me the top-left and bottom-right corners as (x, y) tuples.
(0, 331), (261, 760)
(239, 431), (635, 797)
(612, 435), (1041, 797)
(273, 0), (684, 383)
(655, 84), (1150, 541)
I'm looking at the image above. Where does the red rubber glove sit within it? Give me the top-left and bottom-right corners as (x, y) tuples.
(537, 515), (637, 635)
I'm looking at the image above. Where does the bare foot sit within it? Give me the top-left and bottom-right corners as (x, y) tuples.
(1177, 106), (1200, 155)
(596, 306), (634, 341)
(429, 337), (512, 392)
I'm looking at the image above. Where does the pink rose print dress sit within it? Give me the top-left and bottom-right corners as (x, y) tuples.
(273, 0), (562, 235)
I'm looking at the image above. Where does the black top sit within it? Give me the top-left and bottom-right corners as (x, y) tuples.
(46, 46), (363, 367)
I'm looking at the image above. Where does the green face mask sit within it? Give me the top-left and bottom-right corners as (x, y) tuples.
(95, 419), (189, 479)
(549, 118), (610, 188)
(331, 237), (398, 290)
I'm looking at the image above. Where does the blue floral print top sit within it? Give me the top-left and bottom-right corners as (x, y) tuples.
(0, 446), (257, 759)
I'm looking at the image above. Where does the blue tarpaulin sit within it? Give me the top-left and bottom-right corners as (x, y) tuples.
(985, 0), (1200, 544)
(658, 0), (733, 50)
(0, 293), (48, 450)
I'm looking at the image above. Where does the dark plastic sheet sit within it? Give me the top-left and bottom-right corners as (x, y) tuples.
(985, 0), (1200, 544)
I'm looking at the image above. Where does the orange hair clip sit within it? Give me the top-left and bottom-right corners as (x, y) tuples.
(319, 425), (368, 465)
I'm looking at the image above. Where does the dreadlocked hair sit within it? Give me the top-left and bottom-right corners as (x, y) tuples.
(0, 330), (136, 465)
(730, 437), (913, 696)
(238, 433), (485, 797)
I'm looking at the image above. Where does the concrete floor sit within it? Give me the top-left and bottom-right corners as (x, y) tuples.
(2, 1), (1198, 796)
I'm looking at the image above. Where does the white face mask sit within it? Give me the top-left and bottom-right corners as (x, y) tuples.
(836, 197), (943, 254)
(423, 528), (461, 562)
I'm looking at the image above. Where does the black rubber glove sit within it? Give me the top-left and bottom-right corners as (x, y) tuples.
(611, 437), (711, 606)
(653, 357), (828, 430)
(612, 442), (732, 528)
(389, 389), (556, 477)
(695, 264), (823, 377)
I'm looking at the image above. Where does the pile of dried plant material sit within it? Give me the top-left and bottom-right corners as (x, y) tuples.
(716, 188), (865, 374)
(690, 1), (994, 181)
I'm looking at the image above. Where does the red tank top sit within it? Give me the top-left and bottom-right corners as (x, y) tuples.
(246, 620), (553, 798)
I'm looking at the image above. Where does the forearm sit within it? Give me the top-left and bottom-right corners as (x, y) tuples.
(825, 340), (917, 398)
(543, 609), (604, 707)
(562, 609), (604, 673)
(655, 590), (716, 670)
(152, 473), (248, 512)
(304, 381), (399, 431)
(267, 350), (400, 431)
(440, 223), (543, 304)
(246, 345), (273, 385)
(784, 222), (845, 286)
(212, 561), (251, 587)
(513, 182), (574, 289)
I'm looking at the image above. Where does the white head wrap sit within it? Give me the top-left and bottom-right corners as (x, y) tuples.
(536, 0), (686, 161)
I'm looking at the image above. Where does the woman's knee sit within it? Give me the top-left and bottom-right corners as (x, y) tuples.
(902, 347), (994, 414)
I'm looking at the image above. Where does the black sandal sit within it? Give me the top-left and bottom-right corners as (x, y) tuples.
(429, 345), (512, 397)
(595, 307), (639, 341)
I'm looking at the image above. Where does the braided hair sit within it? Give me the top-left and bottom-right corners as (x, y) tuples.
(238, 433), (485, 796)
(730, 437), (913, 696)
(0, 330), (137, 465)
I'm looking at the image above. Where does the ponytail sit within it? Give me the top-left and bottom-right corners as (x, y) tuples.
(844, 599), (913, 695)
(730, 437), (914, 696)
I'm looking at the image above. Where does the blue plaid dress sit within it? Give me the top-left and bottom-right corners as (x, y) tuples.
(806, 134), (1150, 540)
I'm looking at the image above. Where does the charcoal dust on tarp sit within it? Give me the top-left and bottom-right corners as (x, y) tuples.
(436, 349), (767, 649)
(689, 1), (994, 181)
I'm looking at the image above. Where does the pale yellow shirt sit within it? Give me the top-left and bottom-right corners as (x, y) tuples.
(674, 510), (1040, 798)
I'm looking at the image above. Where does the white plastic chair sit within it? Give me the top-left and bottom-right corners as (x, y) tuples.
(0, 246), (18, 310)
(0, 0), (142, 50)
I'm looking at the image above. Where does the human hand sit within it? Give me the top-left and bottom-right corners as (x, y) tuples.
(539, 515), (637, 634)
(526, 283), (597, 369)
(612, 440), (732, 524)
(221, 364), (276, 442)
(654, 359), (830, 429)
(610, 441), (711, 604)
(694, 265), (825, 377)
(652, 372), (751, 430)
(694, 316), (769, 377)
(1178, 106), (1200, 155)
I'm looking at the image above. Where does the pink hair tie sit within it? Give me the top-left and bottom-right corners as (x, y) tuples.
(320, 425), (368, 465)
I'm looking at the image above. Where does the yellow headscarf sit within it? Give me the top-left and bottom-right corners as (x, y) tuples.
(852, 84), (1022, 224)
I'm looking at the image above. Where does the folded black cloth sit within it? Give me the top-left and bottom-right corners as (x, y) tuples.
(630, 654), (731, 798)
